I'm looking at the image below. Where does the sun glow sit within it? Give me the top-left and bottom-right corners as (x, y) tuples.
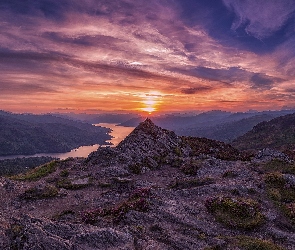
(140, 91), (162, 114)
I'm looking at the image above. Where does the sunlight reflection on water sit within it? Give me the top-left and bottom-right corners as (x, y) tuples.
(0, 123), (135, 160)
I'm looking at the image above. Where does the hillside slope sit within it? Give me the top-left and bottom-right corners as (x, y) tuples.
(232, 113), (295, 151)
(0, 111), (111, 156)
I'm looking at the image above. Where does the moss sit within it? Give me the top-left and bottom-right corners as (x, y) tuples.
(205, 197), (265, 230)
(236, 236), (285, 250)
(265, 173), (295, 224)
(19, 185), (59, 200)
(11, 161), (58, 181)
(262, 159), (295, 174)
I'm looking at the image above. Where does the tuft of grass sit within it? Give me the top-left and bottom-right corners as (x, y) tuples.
(11, 161), (58, 181)
(205, 196), (265, 230)
(19, 185), (58, 200)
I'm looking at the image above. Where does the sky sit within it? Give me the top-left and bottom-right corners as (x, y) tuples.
(1, 0), (295, 114)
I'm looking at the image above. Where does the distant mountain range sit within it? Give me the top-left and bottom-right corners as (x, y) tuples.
(117, 110), (295, 142)
(0, 111), (111, 156)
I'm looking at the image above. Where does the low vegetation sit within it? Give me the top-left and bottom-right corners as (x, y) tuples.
(265, 172), (295, 224)
(11, 161), (58, 181)
(169, 177), (214, 189)
(205, 196), (265, 230)
(0, 156), (56, 177)
(81, 188), (151, 224)
(19, 185), (59, 200)
(235, 236), (285, 250)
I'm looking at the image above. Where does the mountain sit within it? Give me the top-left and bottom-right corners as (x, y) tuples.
(232, 112), (295, 152)
(54, 112), (140, 124)
(0, 119), (294, 249)
(0, 111), (111, 156)
(118, 110), (295, 142)
(180, 114), (277, 142)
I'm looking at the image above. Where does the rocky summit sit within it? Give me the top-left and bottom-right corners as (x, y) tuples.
(1, 119), (295, 249)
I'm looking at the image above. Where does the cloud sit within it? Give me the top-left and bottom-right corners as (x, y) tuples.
(250, 73), (284, 90)
(181, 86), (212, 94)
(222, 0), (295, 39)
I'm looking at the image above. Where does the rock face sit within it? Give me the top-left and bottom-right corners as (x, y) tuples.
(1, 119), (295, 249)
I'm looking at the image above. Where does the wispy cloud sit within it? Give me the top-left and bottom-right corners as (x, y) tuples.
(0, 0), (295, 113)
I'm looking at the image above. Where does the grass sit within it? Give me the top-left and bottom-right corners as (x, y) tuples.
(19, 185), (59, 200)
(261, 159), (295, 174)
(265, 172), (295, 224)
(205, 196), (265, 230)
(236, 236), (286, 250)
(10, 160), (58, 181)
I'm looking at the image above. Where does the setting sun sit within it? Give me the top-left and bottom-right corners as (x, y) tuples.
(140, 91), (162, 114)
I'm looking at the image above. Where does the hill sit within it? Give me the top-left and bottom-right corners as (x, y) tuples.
(0, 119), (294, 249)
(232, 112), (295, 152)
(0, 111), (111, 156)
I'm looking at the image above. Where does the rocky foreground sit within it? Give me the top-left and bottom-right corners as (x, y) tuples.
(0, 119), (295, 249)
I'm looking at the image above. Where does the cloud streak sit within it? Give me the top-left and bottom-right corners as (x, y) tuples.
(0, 0), (295, 113)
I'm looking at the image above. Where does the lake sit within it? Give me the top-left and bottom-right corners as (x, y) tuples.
(0, 123), (135, 160)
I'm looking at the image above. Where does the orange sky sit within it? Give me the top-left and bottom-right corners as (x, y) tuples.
(1, 0), (295, 114)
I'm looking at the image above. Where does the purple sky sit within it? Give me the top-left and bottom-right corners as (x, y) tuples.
(1, 0), (295, 113)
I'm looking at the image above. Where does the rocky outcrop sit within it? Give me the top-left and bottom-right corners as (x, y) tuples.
(1, 119), (295, 249)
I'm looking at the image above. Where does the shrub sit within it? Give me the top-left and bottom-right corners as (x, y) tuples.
(81, 187), (151, 224)
(265, 172), (295, 224)
(128, 163), (142, 174)
(205, 197), (265, 230)
(11, 161), (58, 181)
(180, 160), (202, 175)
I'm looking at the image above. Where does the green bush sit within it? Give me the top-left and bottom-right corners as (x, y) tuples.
(205, 197), (265, 230)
